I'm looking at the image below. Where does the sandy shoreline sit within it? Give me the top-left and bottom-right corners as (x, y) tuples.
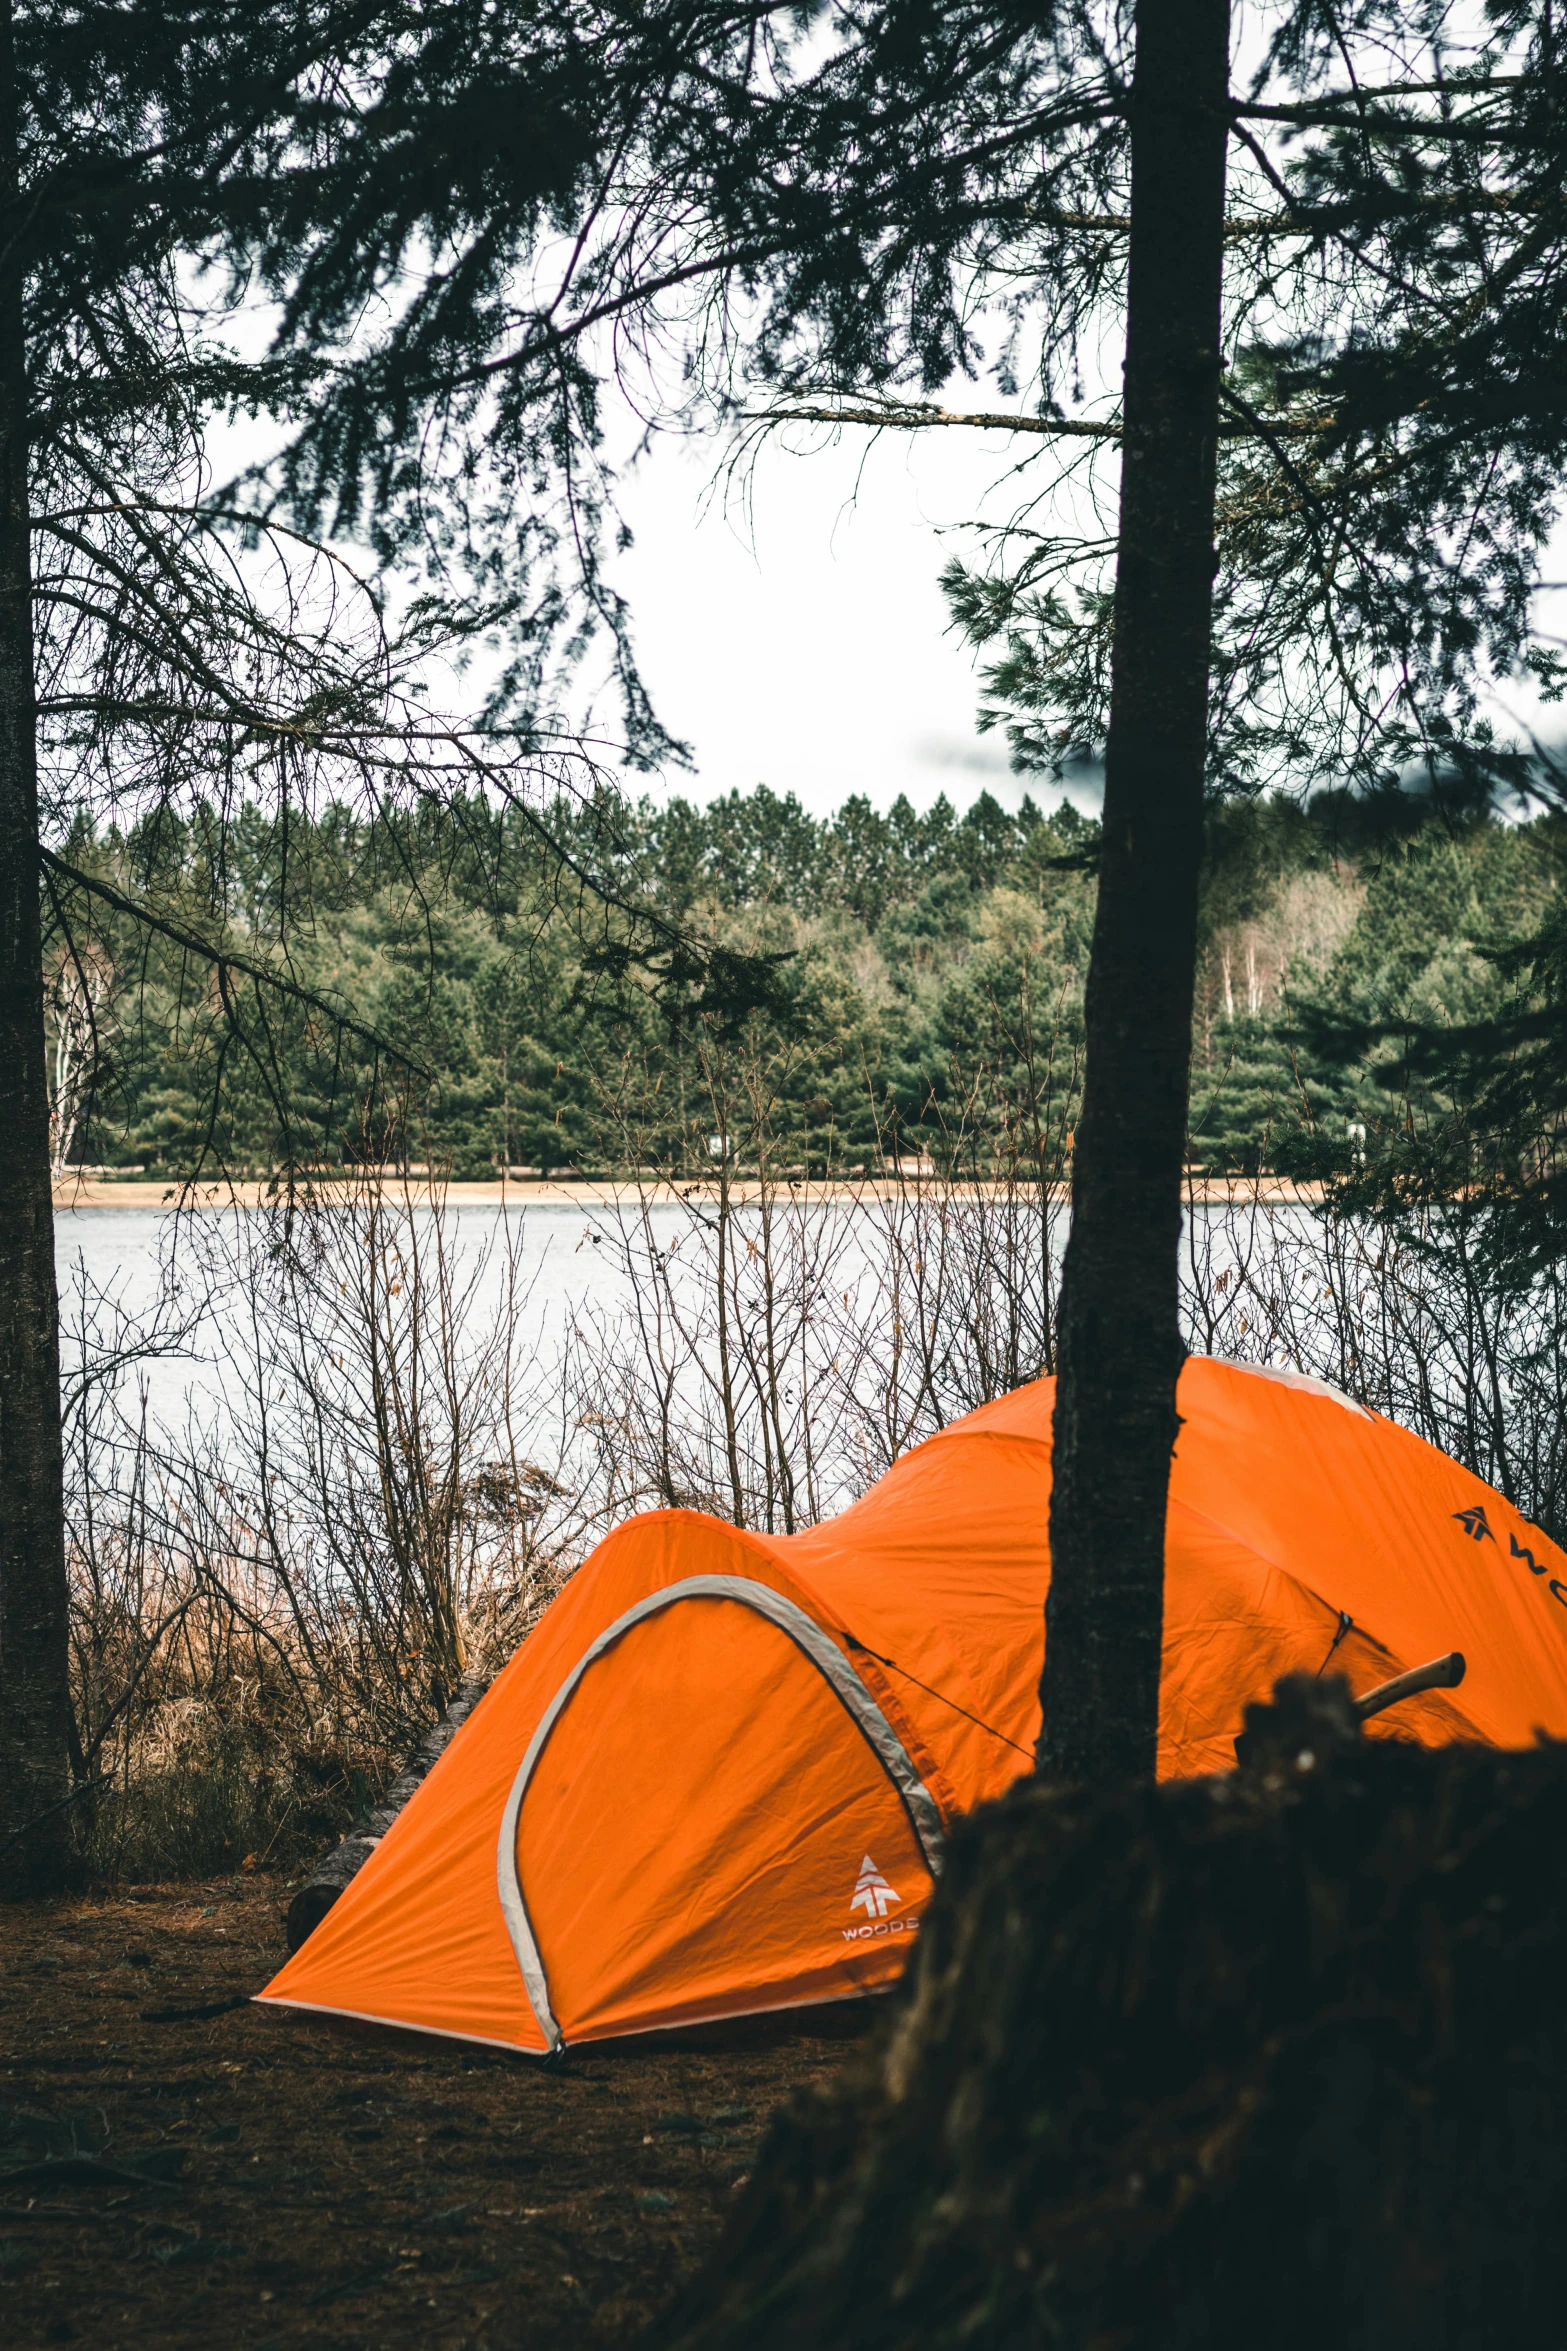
(50, 1173), (1328, 1210)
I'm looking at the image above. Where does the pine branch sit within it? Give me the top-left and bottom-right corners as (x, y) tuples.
(1236, 95), (1535, 144)
(745, 400), (1120, 440)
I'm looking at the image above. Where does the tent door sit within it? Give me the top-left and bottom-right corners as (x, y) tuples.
(495, 1575), (945, 2050)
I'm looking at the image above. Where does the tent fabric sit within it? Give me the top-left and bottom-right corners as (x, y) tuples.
(258, 1355), (1567, 2056)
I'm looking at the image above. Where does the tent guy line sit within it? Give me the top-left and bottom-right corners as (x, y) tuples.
(1316, 1611), (1355, 1676)
(846, 1638), (1037, 1760)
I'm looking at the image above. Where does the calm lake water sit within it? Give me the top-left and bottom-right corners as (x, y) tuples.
(53, 1202), (656, 1428)
(55, 1195), (1314, 1413)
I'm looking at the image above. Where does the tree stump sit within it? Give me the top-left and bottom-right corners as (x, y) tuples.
(647, 1679), (1567, 2351)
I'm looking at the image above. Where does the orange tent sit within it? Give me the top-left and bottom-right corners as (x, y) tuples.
(259, 1356), (1567, 2056)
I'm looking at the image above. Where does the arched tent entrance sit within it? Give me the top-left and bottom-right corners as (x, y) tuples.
(260, 1357), (1567, 2055)
(496, 1577), (944, 2051)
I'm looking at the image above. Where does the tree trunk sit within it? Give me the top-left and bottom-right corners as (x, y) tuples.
(1040, 0), (1231, 1783)
(0, 0), (73, 1895)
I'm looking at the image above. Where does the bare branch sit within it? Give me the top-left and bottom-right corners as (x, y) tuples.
(37, 846), (429, 1079)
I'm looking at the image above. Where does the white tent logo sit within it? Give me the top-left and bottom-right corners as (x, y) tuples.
(849, 1854), (902, 1920)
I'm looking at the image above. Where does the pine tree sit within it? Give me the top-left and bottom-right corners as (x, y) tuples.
(0, 1), (663, 1889)
(227, 0), (1567, 1786)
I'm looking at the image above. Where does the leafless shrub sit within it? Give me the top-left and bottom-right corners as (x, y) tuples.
(196, 1181), (584, 1715)
(560, 1041), (1072, 1535)
(59, 1179), (583, 1879)
(566, 1086), (1567, 1560)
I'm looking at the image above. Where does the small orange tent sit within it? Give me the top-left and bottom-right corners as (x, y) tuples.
(259, 1357), (1567, 2056)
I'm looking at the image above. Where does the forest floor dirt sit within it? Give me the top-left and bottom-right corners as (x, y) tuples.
(0, 1876), (865, 2351)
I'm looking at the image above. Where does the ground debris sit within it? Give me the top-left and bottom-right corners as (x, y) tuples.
(0, 1873), (865, 2347)
(139, 1995), (253, 2023)
(0, 2151), (185, 2191)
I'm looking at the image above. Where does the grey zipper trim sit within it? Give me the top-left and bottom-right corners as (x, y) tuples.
(494, 1573), (947, 2055)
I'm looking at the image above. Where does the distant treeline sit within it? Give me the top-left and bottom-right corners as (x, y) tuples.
(45, 783), (1564, 1180)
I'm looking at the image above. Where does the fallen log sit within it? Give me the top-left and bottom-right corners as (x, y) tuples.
(284, 1671), (491, 1952)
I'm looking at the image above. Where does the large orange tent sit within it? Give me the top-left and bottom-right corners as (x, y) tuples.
(259, 1356), (1567, 2056)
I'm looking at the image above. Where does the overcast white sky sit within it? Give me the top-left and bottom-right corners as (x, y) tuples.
(609, 416), (1567, 824)
(207, 293), (1565, 828)
(610, 416), (1087, 820)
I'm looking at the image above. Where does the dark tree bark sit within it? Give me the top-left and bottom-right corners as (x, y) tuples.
(0, 0), (73, 1894)
(1041, 0), (1232, 1783)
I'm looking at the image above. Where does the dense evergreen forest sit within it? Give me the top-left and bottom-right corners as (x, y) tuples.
(46, 781), (1563, 1182)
